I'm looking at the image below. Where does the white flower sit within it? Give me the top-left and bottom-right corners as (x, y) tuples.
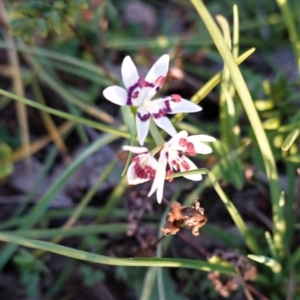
(148, 131), (216, 203)
(123, 146), (158, 185)
(103, 54), (201, 145)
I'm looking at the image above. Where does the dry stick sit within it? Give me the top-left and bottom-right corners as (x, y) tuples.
(0, 2), (31, 176)
(12, 121), (74, 162)
(177, 232), (208, 257)
(235, 267), (255, 300)
(33, 159), (117, 258)
(180, 233), (268, 300)
(245, 283), (270, 300)
(31, 78), (71, 164)
(65, 18), (118, 85)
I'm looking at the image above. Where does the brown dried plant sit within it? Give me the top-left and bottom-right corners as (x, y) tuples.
(161, 200), (207, 236)
(208, 250), (257, 298)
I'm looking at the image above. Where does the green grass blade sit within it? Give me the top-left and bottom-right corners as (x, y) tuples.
(171, 47), (255, 125)
(273, 192), (286, 257)
(285, 163), (296, 247)
(287, 247), (300, 270)
(7, 224), (127, 239)
(140, 267), (157, 300)
(167, 168), (260, 253)
(96, 175), (128, 224)
(23, 47), (115, 125)
(248, 254), (282, 273)
(0, 41), (107, 78)
(0, 133), (119, 269)
(190, 0), (281, 254)
(0, 88), (129, 138)
(281, 129), (299, 151)
(265, 231), (279, 260)
(0, 232), (235, 274)
(217, 15), (233, 146)
(275, 0), (300, 73)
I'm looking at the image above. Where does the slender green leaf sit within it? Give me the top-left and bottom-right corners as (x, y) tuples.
(0, 133), (119, 269)
(0, 232), (235, 274)
(167, 168), (260, 253)
(190, 0), (281, 254)
(0, 88), (129, 138)
(282, 129), (299, 151)
(248, 255), (282, 273)
(7, 224), (127, 239)
(171, 47), (255, 125)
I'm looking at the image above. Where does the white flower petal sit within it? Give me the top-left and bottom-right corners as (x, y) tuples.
(168, 99), (202, 114)
(138, 86), (157, 105)
(145, 54), (169, 84)
(136, 107), (151, 145)
(103, 86), (127, 106)
(156, 168), (166, 203)
(152, 116), (177, 137)
(180, 156), (202, 181)
(193, 143), (214, 154)
(122, 56), (139, 89)
(148, 155), (159, 169)
(187, 135), (216, 143)
(127, 161), (150, 185)
(123, 145), (148, 154)
(148, 98), (168, 109)
(186, 135), (215, 154)
(175, 130), (189, 138)
(148, 151), (168, 203)
(165, 130), (188, 147)
(141, 87), (158, 103)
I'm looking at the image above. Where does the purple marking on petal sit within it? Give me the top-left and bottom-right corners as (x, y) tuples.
(137, 112), (151, 121)
(151, 100), (172, 119)
(127, 82), (138, 105)
(138, 77), (147, 88)
(133, 159), (156, 179)
(146, 82), (155, 88)
(165, 100), (171, 113)
(155, 76), (166, 87)
(127, 80), (155, 105)
(132, 91), (139, 99)
(171, 94), (182, 102)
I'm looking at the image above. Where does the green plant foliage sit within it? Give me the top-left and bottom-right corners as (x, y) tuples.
(80, 265), (105, 286)
(13, 249), (49, 297)
(9, 0), (88, 39)
(1, 0), (300, 298)
(0, 143), (13, 180)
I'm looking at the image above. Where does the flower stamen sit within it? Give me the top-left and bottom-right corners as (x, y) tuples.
(138, 77), (147, 88)
(171, 94), (182, 102)
(155, 76), (166, 87)
(132, 91), (139, 99)
(186, 142), (197, 156)
(181, 160), (190, 171)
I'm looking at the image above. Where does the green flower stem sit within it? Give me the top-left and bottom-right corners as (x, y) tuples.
(149, 119), (165, 146)
(96, 175), (128, 224)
